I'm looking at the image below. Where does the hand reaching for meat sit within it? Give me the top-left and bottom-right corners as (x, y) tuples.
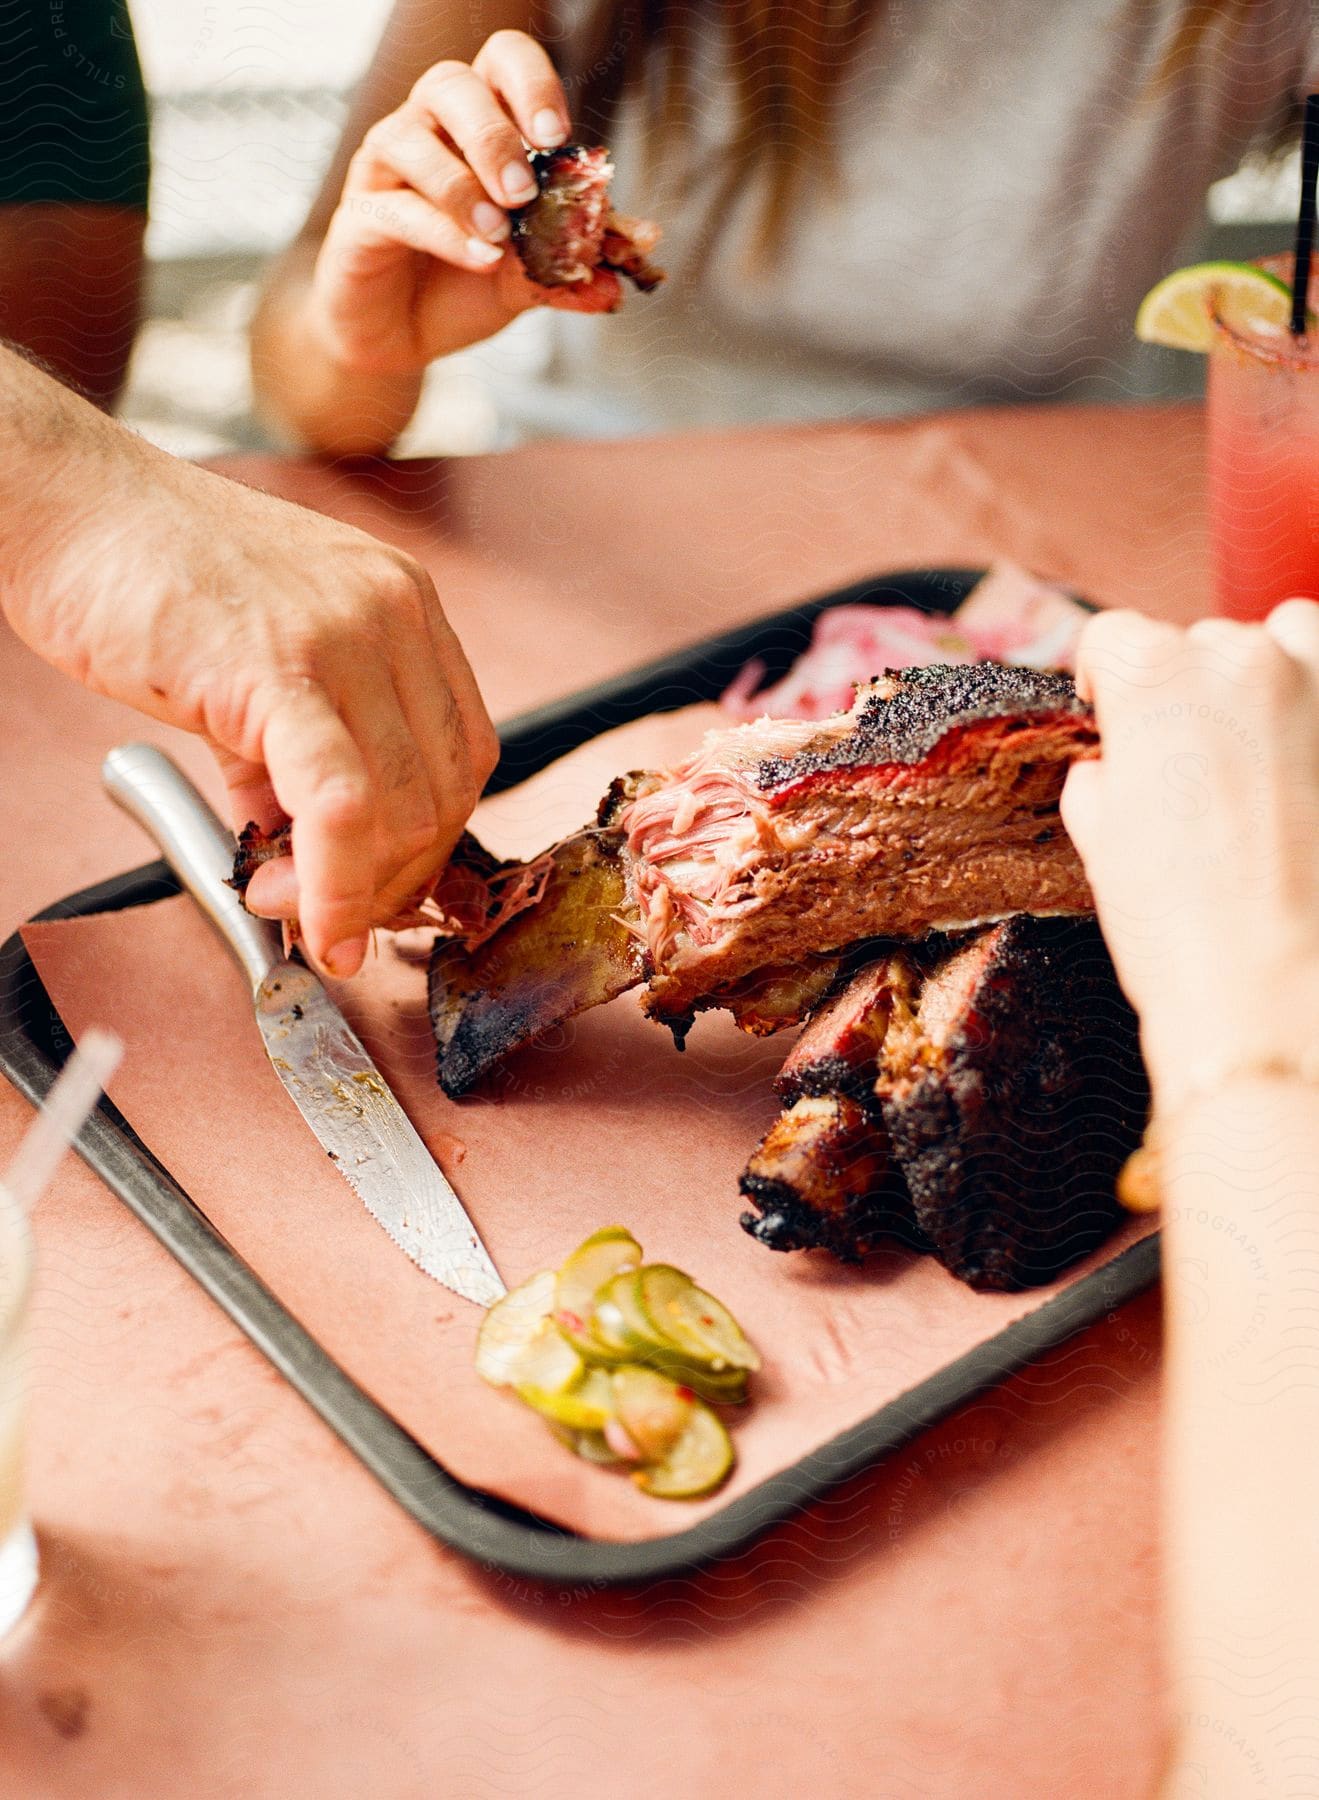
(1061, 603), (1319, 1108)
(0, 344), (496, 979)
(301, 33), (625, 381)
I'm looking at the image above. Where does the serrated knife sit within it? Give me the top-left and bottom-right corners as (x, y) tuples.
(103, 743), (505, 1308)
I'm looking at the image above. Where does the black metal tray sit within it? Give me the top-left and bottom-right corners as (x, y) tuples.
(0, 568), (1160, 1586)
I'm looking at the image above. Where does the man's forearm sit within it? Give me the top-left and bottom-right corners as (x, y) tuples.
(0, 340), (169, 694)
(0, 341), (152, 626)
(2, 337), (108, 451)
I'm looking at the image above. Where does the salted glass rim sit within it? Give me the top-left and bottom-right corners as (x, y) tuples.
(1210, 252), (1319, 370)
(1209, 310), (1319, 370)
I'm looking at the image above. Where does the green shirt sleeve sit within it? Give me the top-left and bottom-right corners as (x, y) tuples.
(0, 0), (150, 207)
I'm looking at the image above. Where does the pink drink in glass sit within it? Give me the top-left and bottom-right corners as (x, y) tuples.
(1207, 256), (1319, 620)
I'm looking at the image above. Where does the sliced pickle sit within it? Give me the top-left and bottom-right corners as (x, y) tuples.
(554, 1226), (643, 1359)
(638, 1265), (761, 1374)
(474, 1268), (556, 1386)
(480, 1243), (751, 1496)
(594, 1269), (672, 1359)
(508, 1315), (583, 1396)
(586, 1302), (630, 1359)
(548, 1422), (625, 1466)
(517, 1365), (613, 1431)
(633, 1400), (734, 1500)
(675, 1365), (749, 1407)
(595, 1274), (750, 1404)
(611, 1365), (693, 1461)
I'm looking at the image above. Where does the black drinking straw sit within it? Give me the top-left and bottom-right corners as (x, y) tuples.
(1290, 93), (1319, 334)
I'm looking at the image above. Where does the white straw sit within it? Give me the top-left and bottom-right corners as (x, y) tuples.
(3, 1028), (123, 1214)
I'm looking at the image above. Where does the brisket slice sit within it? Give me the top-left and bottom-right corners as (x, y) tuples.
(511, 146), (664, 295)
(431, 662), (1098, 1090)
(876, 916), (1148, 1290)
(739, 951), (923, 1259)
(738, 920), (1148, 1289)
(615, 663), (1098, 1032)
(773, 954), (909, 1106)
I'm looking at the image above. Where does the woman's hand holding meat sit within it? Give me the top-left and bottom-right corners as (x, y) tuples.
(1061, 603), (1319, 1108)
(0, 343), (496, 979)
(295, 32), (614, 382)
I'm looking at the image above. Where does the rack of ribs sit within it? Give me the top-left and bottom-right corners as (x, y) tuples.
(419, 663), (1099, 1093)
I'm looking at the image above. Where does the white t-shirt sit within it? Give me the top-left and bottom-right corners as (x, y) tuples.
(451, 0), (1319, 441)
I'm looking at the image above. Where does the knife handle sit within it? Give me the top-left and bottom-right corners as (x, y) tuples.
(103, 743), (283, 993)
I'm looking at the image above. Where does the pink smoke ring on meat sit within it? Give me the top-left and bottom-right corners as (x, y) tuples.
(618, 663), (1100, 1023)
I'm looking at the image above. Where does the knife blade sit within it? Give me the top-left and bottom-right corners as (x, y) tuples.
(102, 743), (505, 1308)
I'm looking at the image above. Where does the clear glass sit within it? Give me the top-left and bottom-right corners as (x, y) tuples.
(0, 1183), (36, 1640)
(1207, 254), (1319, 620)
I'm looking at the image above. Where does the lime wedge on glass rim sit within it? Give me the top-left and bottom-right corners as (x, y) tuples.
(1135, 260), (1312, 352)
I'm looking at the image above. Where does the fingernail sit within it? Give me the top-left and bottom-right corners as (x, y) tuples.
(502, 161), (539, 205)
(532, 109), (568, 147)
(465, 237), (504, 266)
(326, 935), (368, 978)
(472, 200), (510, 241)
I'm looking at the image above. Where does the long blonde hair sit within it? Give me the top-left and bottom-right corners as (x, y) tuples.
(573, 0), (876, 263)
(567, 0), (1277, 265)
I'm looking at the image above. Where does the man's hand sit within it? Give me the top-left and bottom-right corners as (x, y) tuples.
(0, 346), (497, 978)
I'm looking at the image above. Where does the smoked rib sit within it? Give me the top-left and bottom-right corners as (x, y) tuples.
(739, 919), (1148, 1290)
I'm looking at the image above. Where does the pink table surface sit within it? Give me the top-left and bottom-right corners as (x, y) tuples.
(0, 403), (1201, 1798)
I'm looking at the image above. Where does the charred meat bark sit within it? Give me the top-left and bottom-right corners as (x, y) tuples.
(511, 146), (664, 296)
(876, 917), (1148, 1290)
(740, 951), (923, 1257)
(428, 829), (641, 1097)
(232, 817), (292, 888)
(740, 923), (1147, 1288)
(739, 1093), (911, 1262)
(619, 664), (1098, 1029)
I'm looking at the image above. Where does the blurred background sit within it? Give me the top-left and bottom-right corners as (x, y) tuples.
(126, 0), (518, 458)
(125, 0), (1296, 461)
